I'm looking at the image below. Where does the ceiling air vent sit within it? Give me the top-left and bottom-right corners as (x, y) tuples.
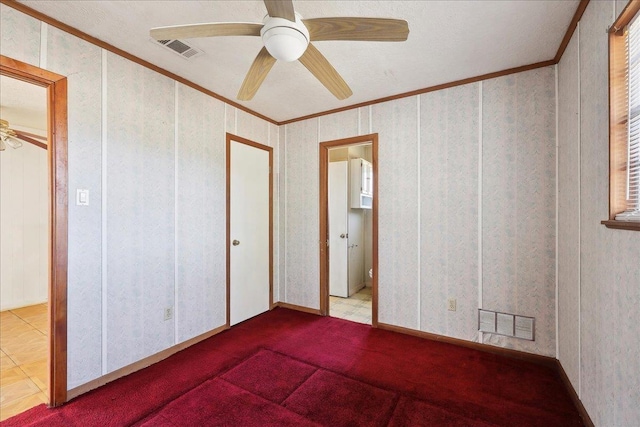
(153, 39), (203, 60)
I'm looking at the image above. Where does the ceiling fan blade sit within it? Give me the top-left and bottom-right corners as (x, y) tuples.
(237, 47), (277, 101)
(263, 0), (296, 21)
(150, 22), (262, 40)
(298, 43), (352, 100)
(303, 17), (409, 42)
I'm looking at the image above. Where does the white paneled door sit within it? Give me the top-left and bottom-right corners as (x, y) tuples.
(329, 161), (349, 298)
(229, 138), (271, 326)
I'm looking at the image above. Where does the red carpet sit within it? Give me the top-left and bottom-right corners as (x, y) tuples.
(2, 308), (584, 426)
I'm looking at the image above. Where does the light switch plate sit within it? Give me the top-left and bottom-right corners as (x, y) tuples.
(76, 189), (89, 206)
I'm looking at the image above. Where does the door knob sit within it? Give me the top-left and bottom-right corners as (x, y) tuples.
(340, 234), (347, 239)
(232, 240), (240, 246)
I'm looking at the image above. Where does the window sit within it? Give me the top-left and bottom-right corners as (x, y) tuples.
(606, 2), (640, 230)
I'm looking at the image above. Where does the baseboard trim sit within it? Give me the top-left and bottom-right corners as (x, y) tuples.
(376, 322), (557, 369)
(556, 360), (594, 427)
(274, 302), (322, 315)
(67, 324), (229, 400)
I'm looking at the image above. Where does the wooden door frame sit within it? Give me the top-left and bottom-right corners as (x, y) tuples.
(0, 55), (68, 406)
(225, 133), (274, 327)
(319, 134), (378, 326)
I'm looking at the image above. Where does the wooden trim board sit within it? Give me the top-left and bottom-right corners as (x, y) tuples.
(318, 134), (379, 326)
(280, 60), (556, 125)
(66, 324), (229, 400)
(377, 322), (557, 369)
(554, 0), (590, 63)
(1, 54), (68, 407)
(274, 302), (322, 315)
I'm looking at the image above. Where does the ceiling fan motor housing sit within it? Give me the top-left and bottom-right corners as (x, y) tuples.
(261, 13), (309, 62)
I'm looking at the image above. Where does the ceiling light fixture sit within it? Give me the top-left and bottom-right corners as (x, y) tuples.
(0, 119), (24, 151)
(261, 14), (309, 62)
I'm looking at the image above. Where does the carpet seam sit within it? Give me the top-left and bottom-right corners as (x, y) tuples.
(211, 377), (325, 427)
(261, 347), (557, 427)
(126, 351), (258, 426)
(383, 393), (402, 427)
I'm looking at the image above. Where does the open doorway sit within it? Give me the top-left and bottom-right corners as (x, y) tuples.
(0, 75), (49, 420)
(0, 55), (68, 415)
(319, 134), (378, 326)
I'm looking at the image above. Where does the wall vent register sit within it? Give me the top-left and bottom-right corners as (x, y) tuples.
(478, 309), (535, 341)
(152, 39), (204, 60)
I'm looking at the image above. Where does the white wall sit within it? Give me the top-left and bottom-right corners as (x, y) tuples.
(557, 1), (640, 425)
(0, 142), (48, 310)
(281, 67), (557, 356)
(0, 4), (278, 389)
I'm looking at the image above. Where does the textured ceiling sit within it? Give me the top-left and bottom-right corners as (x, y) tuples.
(18, 0), (579, 122)
(0, 75), (47, 132)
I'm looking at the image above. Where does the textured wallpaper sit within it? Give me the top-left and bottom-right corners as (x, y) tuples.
(0, 4), (40, 67)
(420, 83), (479, 341)
(175, 84), (226, 343)
(579, 2), (621, 424)
(372, 97), (421, 329)
(482, 67), (557, 357)
(1, 5), (277, 390)
(46, 25), (104, 388)
(105, 53), (177, 372)
(557, 30), (581, 392)
(283, 119), (320, 309)
(318, 109), (359, 142)
(565, 1), (640, 425)
(282, 68), (557, 355)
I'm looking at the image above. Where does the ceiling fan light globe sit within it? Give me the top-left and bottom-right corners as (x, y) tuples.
(261, 14), (310, 62)
(263, 27), (308, 62)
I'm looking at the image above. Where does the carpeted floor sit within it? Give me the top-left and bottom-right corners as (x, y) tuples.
(2, 308), (584, 426)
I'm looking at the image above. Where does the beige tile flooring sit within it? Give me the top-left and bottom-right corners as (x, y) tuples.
(0, 303), (48, 421)
(330, 286), (372, 325)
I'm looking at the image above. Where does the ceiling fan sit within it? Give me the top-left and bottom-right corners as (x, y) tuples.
(150, 0), (409, 101)
(0, 119), (23, 151)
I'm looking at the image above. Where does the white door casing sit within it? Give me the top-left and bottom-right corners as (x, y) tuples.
(229, 138), (271, 326)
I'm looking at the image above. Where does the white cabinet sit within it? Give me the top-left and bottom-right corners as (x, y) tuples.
(350, 158), (373, 209)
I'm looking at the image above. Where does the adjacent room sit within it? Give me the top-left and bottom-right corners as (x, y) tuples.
(0, 75), (50, 418)
(0, 1), (638, 426)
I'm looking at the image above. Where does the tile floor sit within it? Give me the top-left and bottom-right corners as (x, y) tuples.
(0, 303), (48, 421)
(330, 287), (372, 324)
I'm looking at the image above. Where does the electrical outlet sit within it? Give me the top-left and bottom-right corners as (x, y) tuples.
(164, 307), (173, 321)
(447, 298), (457, 311)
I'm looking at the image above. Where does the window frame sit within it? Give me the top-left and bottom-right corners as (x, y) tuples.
(604, 0), (640, 231)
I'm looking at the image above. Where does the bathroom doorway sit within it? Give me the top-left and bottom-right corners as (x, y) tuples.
(319, 134), (378, 326)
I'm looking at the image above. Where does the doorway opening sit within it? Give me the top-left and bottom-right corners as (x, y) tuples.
(319, 134), (378, 326)
(0, 55), (68, 414)
(0, 74), (49, 420)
